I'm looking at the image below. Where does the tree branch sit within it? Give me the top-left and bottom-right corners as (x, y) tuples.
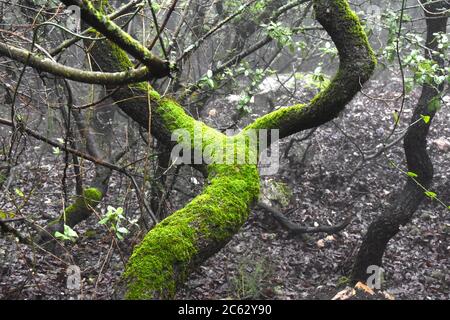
(59, 0), (170, 78)
(258, 202), (352, 235)
(0, 42), (153, 85)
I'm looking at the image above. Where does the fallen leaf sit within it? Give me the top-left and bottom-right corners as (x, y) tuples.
(208, 108), (217, 117)
(355, 282), (375, 295)
(433, 138), (450, 152)
(332, 287), (355, 300)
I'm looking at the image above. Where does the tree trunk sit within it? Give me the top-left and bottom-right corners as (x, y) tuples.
(351, 0), (449, 284)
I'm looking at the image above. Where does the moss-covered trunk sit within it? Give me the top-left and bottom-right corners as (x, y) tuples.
(53, 0), (375, 299)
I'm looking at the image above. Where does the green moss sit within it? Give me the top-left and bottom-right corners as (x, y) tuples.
(123, 163), (260, 299)
(96, 0), (380, 300)
(83, 0), (161, 71)
(62, 187), (102, 221)
(156, 97), (196, 133)
(122, 101), (262, 298)
(337, 276), (350, 288)
(200, 164), (260, 239)
(332, 0), (377, 68)
(109, 42), (134, 69)
(123, 212), (197, 299)
(243, 104), (306, 131)
(156, 97), (229, 160)
(245, 1), (376, 132)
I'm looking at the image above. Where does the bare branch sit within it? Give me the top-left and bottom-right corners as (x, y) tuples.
(258, 202), (352, 236)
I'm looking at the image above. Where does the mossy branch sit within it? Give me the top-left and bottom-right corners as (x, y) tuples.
(62, 187), (103, 226)
(59, 0), (170, 78)
(243, 0), (377, 139)
(0, 42), (154, 85)
(62, 0), (376, 299)
(39, 187), (103, 245)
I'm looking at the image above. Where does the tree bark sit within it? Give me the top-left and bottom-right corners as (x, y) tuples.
(351, 0), (449, 284)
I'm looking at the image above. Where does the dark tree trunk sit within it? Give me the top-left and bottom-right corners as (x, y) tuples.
(351, 0), (449, 283)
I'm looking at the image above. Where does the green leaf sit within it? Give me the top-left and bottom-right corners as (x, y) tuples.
(64, 224), (78, 238)
(98, 217), (109, 225)
(420, 114), (430, 124)
(407, 172), (418, 178)
(14, 188), (24, 197)
(116, 227), (129, 234)
(151, 2), (161, 12)
(206, 78), (215, 89)
(54, 231), (69, 241)
(405, 78), (414, 94)
(428, 97), (441, 112)
(425, 191), (437, 200)
(116, 232), (124, 240)
(0, 211), (7, 219)
(393, 111), (400, 125)
(52, 146), (61, 155)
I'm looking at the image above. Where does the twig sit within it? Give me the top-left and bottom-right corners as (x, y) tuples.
(257, 202), (352, 236)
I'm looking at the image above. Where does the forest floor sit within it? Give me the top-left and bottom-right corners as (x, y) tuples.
(0, 74), (449, 300)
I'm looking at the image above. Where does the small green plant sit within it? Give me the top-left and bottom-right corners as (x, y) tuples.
(98, 206), (133, 240)
(14, 188), (24, 198)
(198, 69), (215, 89)
(295, 67), (330, 90)
(55, 224), (78, 242)
(391, 161), (450, 211)
(262, 22), (294, 52)
(237, 92), (252, 114)
(52, 146), (61, 155)
(230, 257), (274, 299)
(0, 210), (15, 220)
(336, 276), (350, 288)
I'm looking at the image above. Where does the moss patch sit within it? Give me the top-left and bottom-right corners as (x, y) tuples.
(123, 163), (260, 299)
(62, 187), (102, 222)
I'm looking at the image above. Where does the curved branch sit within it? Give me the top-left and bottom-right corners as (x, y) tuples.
(243, 0), (377, 140)
(50, 0), (144, 56)
(258, 202), (352, 235)
(76, 0), (376, 299)
(0, 42), (153, 85)
(117, 0), (375, 299)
